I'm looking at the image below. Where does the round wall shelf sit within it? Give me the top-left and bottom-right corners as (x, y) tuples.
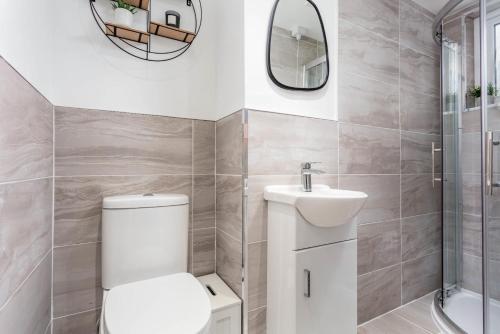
(90, 0), (202, 62)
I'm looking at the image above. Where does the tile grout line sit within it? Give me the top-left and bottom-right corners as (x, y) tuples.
(52, 307), (102, 320)
(51, 103), (55, 334)
(399, 0), (404, 308)
(191, 120), (194, 274)
(0, 176), (53, 186)
(0, 249), (52, 313)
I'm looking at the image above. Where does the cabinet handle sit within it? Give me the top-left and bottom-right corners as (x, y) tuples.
(304, 269), (311, 298)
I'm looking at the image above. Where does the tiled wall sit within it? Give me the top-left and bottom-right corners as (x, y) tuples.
(51, 107), (216, 333)
(244, 0), (442, 331)
(0, 57), (54, 334)
(215, 111), (244, 298)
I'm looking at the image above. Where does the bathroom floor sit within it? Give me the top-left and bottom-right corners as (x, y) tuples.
(358, 292), (440, 334)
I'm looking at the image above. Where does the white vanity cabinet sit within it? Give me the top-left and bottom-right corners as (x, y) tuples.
(264, 185), (365, 334)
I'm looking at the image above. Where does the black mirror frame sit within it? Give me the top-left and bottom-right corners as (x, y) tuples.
(266, 0), (330, 91)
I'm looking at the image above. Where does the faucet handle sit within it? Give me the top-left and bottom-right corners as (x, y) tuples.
(301, 162), (322, 169)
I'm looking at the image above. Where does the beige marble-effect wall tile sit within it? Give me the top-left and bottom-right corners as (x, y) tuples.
(358, 220), (401, 275)
(54, 175), (192, 246)
(339, 0), (399, 42)
(193, 228), (216, 277)
(270, 30), (299, 87)
(0, 58), (53, 182)
(339, 175), (400, 225)
(400, 0), (439, 58)
(400, 89), (440, 135)
(44, 322), (52, 334)
(53, 243), (102, 317)
(462, 174), (482, 216)
(216, 175), (242, 241)
(358, 264), (402, 324)
(193, 175), (215, 229)
(401, 174), (441, 218)
(463, 253), (482, 294)
(216, 111), (243, 175)
(0, 179), (53, 307)
(247, 175), (299, 243)
(248, 307), (266, 334)
(401, 132), (441, 174)
(462, 110), (481, 133)
(216, 230), (242, 298)
(339, 20), (399, 85)
(193, 120), (215, 175)
(338, 72), (399, 129)
(53, 309), (100, 334)
(402, 252), (441, 303)
(248, 111), (338, 175)
(462, 132), (481, 174)
(463, 213), (482, 258)
(248, 241), (267, 311)
(402, 213), (441, 261)
(55, 107), (192, 176)
(0, 254), (51, 334)
(400, 47), (439, 97)
(339, 123), (400, 174)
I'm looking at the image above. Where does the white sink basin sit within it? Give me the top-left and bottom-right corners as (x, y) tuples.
(264, 185), (367, 228)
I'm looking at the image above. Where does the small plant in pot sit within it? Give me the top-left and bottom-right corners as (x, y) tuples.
(467, 85), (481, 108)
(488, 82), (498, 105)
(112, 0), (137, 27)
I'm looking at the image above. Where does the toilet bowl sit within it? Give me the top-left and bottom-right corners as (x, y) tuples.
(100, 194), (212, 334)
(100, 273), (211, 334)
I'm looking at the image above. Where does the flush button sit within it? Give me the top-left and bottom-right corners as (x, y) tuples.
(143, 193), (154, 197)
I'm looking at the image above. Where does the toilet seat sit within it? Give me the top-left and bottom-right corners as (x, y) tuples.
(102, 273), (211, 334)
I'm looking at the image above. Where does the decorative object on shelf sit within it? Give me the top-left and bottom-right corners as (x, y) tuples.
(466, 83), (498, 108)
(165, 10), (181, 28)
(488, 82), (498, 105)
(90, 0), (202, 62)
(112, 0), (137, 27)
(467, 85), (481, 108)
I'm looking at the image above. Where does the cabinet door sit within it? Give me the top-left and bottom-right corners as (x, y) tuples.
(295, 240), (357, 334)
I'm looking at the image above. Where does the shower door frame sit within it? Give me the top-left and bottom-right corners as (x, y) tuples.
(436, 0), (495, 333)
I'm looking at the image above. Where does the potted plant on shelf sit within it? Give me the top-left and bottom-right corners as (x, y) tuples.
(112, 0), (137, 27)
(488, 82), (498, 105)
(467, 85), (481, 109)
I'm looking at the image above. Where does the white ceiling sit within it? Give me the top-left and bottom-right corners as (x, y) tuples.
(412, 0), (448, 14)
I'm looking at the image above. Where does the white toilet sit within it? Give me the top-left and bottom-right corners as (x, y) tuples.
(99, 194), (212, 334)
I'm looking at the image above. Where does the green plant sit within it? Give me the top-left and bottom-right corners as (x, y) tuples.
(488, 82), (498, 96)
(112, 0), (137, 14)
(468, 85), (481, 98)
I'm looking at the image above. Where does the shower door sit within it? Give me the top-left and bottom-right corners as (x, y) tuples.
(442, 38), (462, 297)
(483, 1), (500, 332)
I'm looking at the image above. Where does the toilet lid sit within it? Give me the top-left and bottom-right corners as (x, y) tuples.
(104, 273), (211, 334)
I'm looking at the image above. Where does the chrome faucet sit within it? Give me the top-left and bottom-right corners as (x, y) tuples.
(301, 162), (325, 192)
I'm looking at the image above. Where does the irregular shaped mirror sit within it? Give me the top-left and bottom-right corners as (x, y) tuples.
(267, 0), (329, 91)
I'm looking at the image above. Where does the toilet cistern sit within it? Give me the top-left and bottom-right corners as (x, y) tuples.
(301, 162), (325, 192)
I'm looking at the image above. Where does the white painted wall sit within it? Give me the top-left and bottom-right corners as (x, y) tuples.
(214, 0), (245, 119)
(0, 0), (55, 100)
(1, 0), (338, 121)
(243, 0), (338, 121)
(50, 0), (217, 120)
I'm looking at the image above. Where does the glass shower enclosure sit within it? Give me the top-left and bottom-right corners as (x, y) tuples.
(435, 0), (500, 333)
